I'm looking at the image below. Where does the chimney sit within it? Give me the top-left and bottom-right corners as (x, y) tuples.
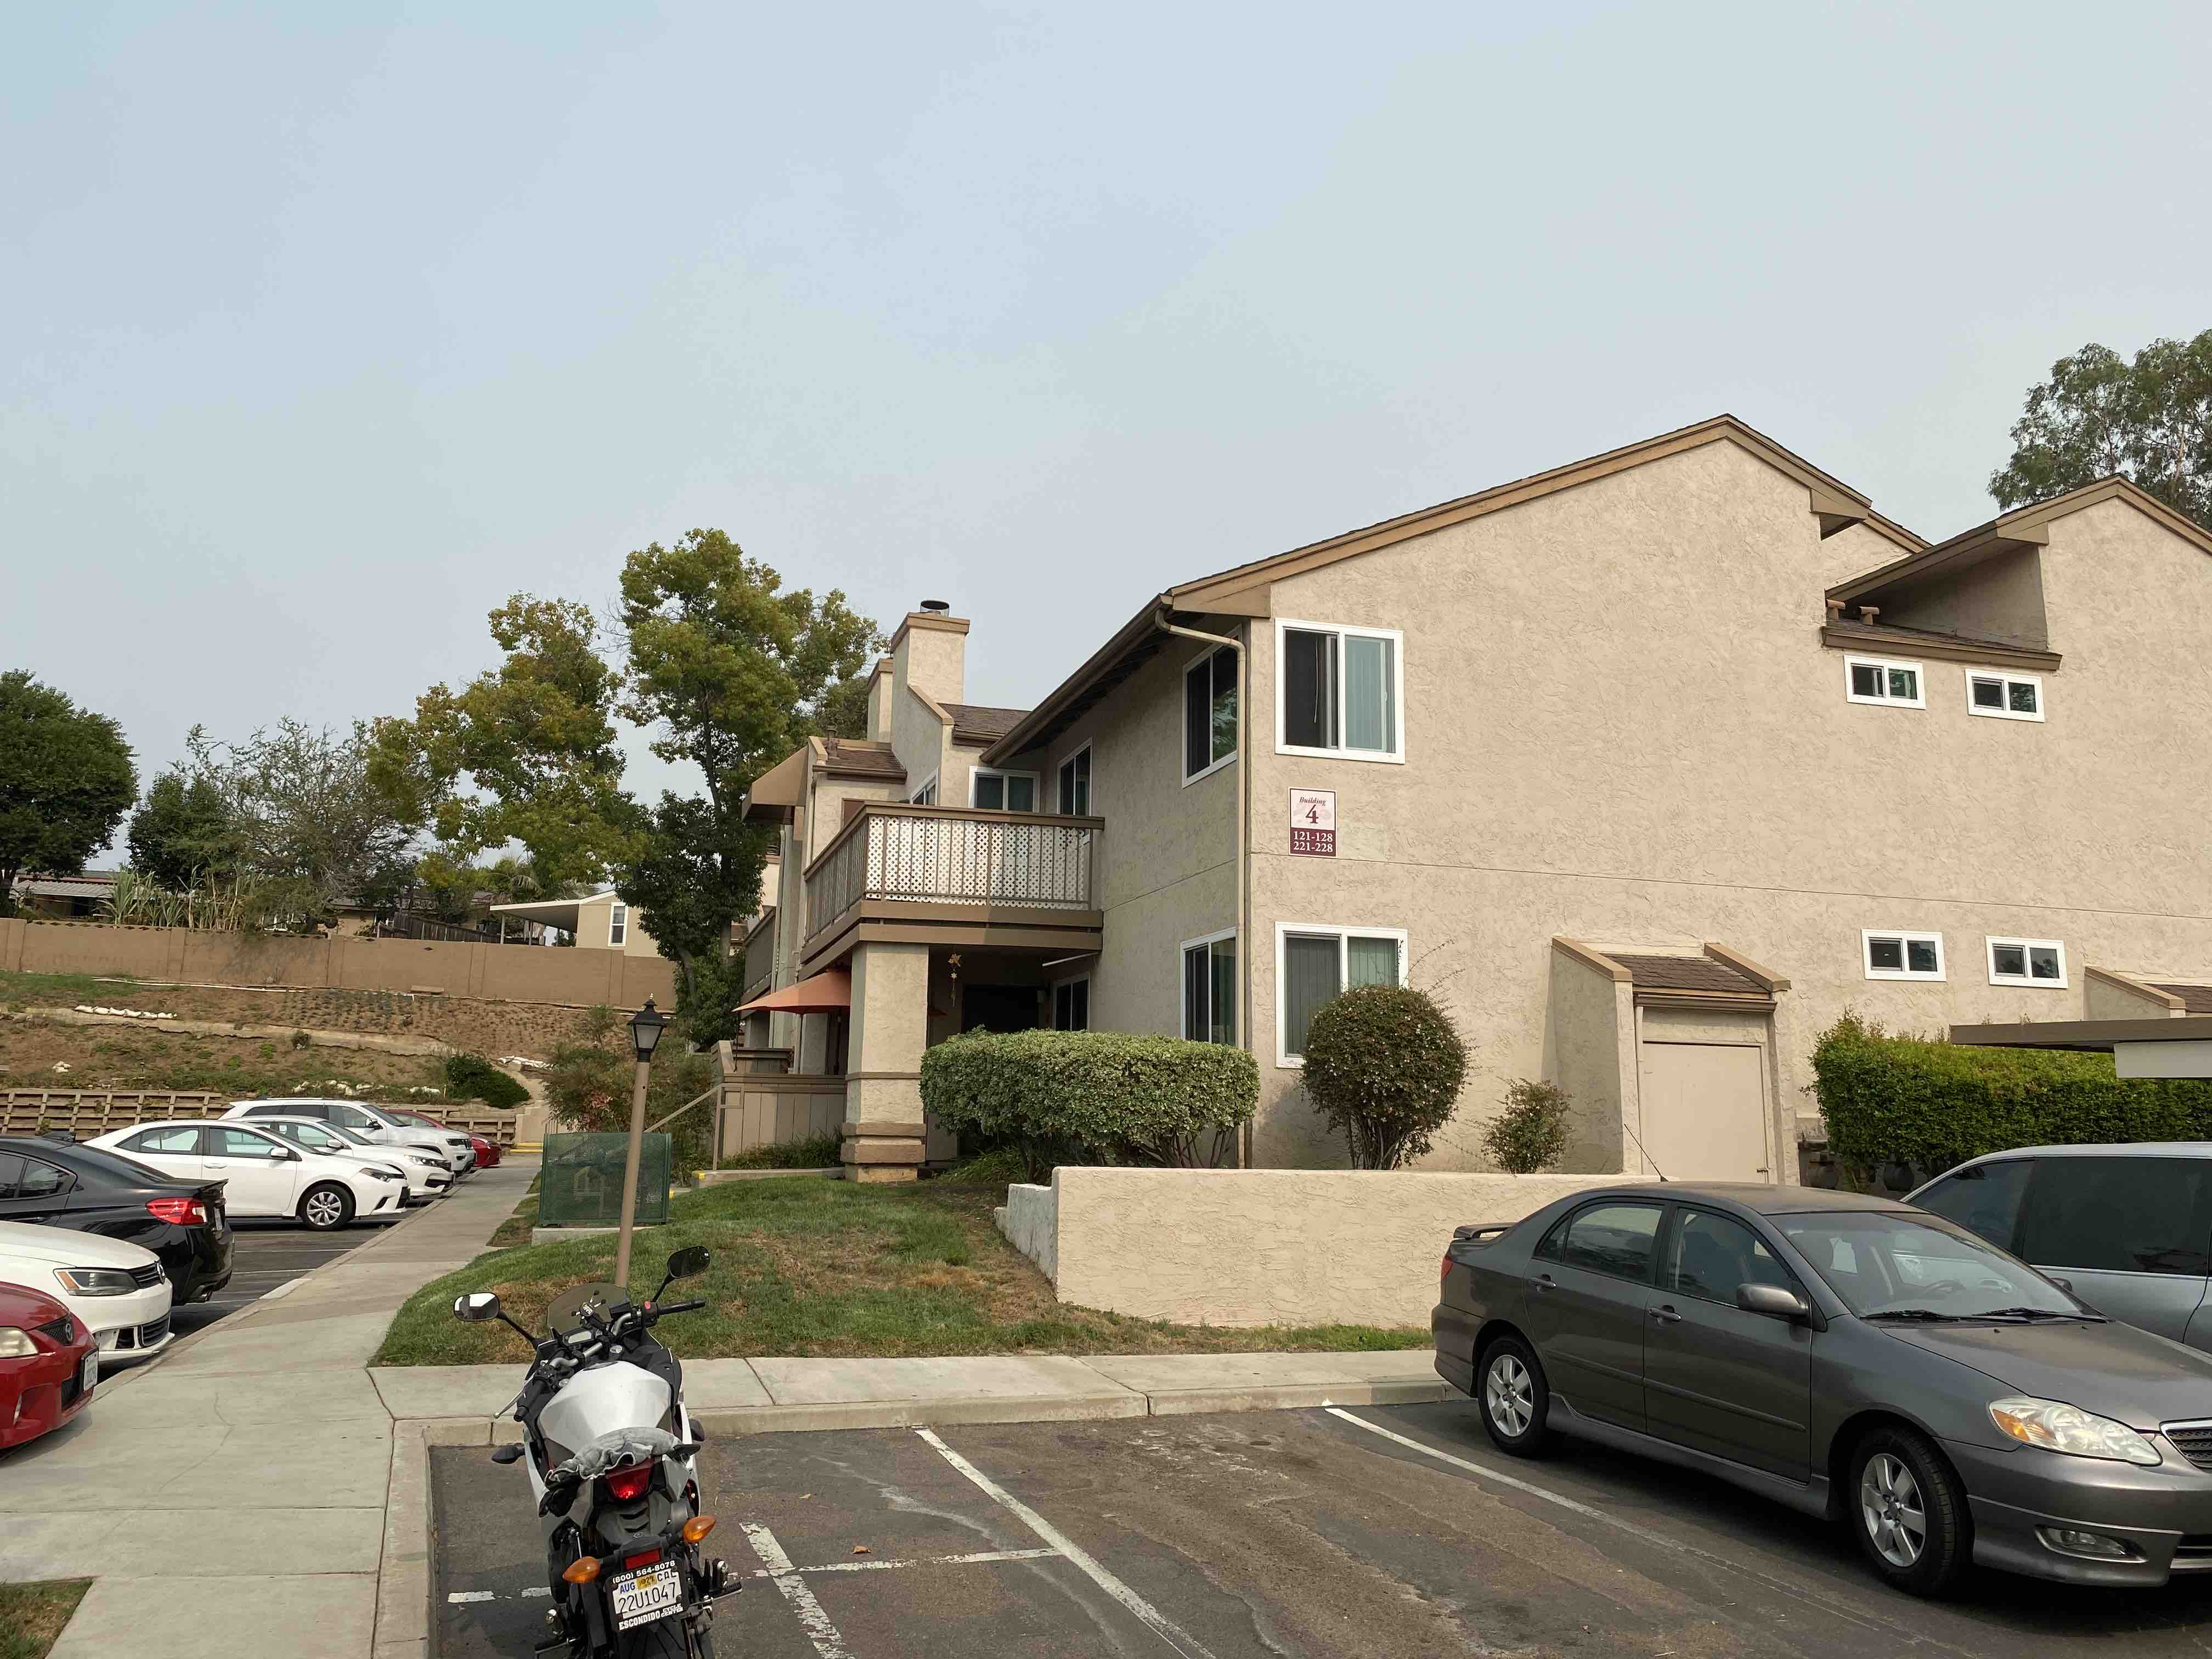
(866, 656), (895, 742)
(891, 600), (968, 705)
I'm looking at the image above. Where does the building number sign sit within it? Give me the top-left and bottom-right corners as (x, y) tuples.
(1289, 789), (1336, 857)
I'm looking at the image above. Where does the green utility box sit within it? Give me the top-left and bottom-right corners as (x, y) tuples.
(537, 1132), (672, 1228)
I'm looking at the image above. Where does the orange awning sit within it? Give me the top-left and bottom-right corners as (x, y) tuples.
(734, 969), (851, 1016)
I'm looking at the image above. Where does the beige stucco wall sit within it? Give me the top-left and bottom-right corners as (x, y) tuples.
(893, 616), (967, 705)
(569, 893), (662, 959)
(1542, 950), (1638, 1173)
(891, 687), (951, 803)
(1035, 1166), (1623, 1327)
(2085, 970), (2183, 1020)
(844, 939), (929, 1126)
(1220, 442), (2212, 1169)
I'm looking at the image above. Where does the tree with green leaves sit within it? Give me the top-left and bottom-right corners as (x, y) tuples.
(614, 530), (881, 1031)
(127, 769), (238, 891)
(369, 597), (639, 889)
(1990, 332), (2212, 529)
(0, 672), (137, 904)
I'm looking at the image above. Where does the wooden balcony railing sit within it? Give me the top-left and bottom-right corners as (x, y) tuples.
(803, 804), (1103, 951)
(739, 910), (777, 1005)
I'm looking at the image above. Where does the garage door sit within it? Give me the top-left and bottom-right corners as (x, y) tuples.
(1637, 1041), (1769, 1182)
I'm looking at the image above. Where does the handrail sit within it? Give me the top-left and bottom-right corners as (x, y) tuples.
(648, 1084), (721, 1136)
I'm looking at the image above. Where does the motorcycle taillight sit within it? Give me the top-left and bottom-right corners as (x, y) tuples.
(602, 1463), (653, 1504)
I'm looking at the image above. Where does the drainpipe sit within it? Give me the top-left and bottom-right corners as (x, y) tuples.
(1155, 607), (1253, 1169)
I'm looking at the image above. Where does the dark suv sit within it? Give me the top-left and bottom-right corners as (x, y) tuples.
(0, 1136), (234, 1306)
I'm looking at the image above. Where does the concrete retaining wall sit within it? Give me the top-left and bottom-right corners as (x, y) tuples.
(0, 917), (675, 1008)
(997, 1166), (1625, 1328)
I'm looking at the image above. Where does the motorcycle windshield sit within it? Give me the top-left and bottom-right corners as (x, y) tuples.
(546, 1281), (631, 1338)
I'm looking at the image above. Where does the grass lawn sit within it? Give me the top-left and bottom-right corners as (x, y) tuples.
(375, 1174), (1427, 1365)
(0, 968), (137, 1009)
(0, 1581), (91, 1659)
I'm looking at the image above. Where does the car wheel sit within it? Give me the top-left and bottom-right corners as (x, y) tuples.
(1849, 1426), (1969, 1595)
(298, 1183), (353, 1232)
(1477, 1334), (1554, 1456)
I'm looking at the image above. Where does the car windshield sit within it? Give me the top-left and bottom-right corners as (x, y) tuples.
(1775, 1210), (2087, 1321)
(328, 1124), (381, 1148)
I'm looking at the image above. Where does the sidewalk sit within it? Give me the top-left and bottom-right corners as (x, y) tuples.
(1, 1161), (1446, 1659)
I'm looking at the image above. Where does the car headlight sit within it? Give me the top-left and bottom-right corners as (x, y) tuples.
(53, 1267), (139, 1298)
(1990, 1396), (2162, 1466)
(366, 1166), (402, 1181)
(0, 1327), (38, 1358)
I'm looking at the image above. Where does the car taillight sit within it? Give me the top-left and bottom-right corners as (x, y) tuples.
(146, 1197), (208, 1227)
(602, 1464), (653, 1503)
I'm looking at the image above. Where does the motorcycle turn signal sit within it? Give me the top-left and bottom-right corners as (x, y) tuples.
(681, 1515), (716, 1544)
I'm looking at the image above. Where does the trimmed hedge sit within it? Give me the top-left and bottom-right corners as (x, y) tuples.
(1300, 984), (1469, 1169)
(919, 1029), (1258, 1183)
(1813, 1013), (2212, 1178)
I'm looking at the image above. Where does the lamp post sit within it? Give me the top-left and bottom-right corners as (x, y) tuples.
(612, 998), (667, 1290)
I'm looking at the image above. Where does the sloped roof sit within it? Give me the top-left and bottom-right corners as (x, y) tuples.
(1607, 953), (1768, 996)
(818, 738), (905, 781)
(943, 703), (1030, 744)
(2154, 983), (2212, 1015)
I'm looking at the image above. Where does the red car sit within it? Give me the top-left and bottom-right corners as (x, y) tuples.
(0, 1280), (98, 1449)
(388, 1110), (500, 1170)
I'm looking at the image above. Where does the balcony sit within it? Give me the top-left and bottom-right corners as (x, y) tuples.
(800, 804), (1105, 968)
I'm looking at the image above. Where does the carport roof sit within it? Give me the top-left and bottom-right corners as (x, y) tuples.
(1951, 1015), (2212, 1051)
(2154, 983), (2212, 1014)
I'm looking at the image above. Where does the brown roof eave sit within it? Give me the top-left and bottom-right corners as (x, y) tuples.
(981, 599), (1169, 764)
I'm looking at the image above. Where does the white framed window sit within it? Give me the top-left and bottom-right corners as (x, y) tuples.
(1051, 975), (1090, 1031)
(1277, 618), (1404, 762)
(1183, 645), (1239, 783)
(1056, 744), (1092, 816)
(1180, 928), (1237, 1046)
(608, 902), (628, 947)
(1966, 671), (2045, 723)
(1844, 654), (1925, 708)
(909, 774), (939, 806)
(1987, 936), (2067, 987)
(969, 768), (1036, 812)
(1274, 923), (1407, 1066)
(1863, 928), (1944, 981)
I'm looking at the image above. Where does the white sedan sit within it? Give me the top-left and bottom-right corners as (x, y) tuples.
(0, 1221), (172, 1369)
(86, 1121), (410, 1232)
(254, 1116), (453, 1201)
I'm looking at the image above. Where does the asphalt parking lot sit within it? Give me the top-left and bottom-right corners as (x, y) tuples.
(432, 1398), (2212, 1658)
(164, 1213), (398, 1341)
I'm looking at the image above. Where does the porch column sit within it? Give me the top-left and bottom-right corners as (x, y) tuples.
(842, 941), (929, 1183)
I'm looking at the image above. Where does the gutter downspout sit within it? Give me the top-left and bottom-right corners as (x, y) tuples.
(1156, 606), (1253, 1169)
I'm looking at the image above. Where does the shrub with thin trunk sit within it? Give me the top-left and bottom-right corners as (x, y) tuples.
(1482, 1079), (1573, 1173)
(1299, 985), (1468, 1169)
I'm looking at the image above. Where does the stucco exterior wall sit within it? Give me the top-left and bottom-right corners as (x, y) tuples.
(1230, 441), (2212, 1169)
(1542, 949), (1636, 1173)
(1034, 1166), (1623, 1327)
(891, 687), (952, 803)
(2085, 969), (2183, 1020)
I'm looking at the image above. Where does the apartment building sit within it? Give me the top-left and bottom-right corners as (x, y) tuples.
(738, 415), (2212, 1182)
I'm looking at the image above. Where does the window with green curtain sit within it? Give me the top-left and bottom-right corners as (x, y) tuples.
(1182, 935), (1238, 1043)
(1346, 933), (1400, 987)
(1281, 933), (1342, 1058)
(1343, 634), (1395, 753)
(1208, 938), (1236, 1044)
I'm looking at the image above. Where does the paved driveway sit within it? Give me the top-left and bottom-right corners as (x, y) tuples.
(433, 1400), (2212, 1658)
(166, 1219), (373, 1341)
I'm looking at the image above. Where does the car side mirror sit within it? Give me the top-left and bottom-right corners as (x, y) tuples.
(2047, 1275), (2073, 1294)
(454, 1291), (503, 1323)
(1736, 1283), (1809, 1321)
(665, 1246), (711, 1281)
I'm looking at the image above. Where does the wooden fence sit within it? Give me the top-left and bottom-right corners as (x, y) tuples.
(1, 1089), (521, 1146)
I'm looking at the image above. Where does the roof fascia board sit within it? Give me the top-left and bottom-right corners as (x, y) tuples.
(1552, 936), (1631, 983)
(981, 599), (1166, 765)
(1817, 623), (2061, 672)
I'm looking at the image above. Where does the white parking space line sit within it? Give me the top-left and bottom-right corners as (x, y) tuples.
(1324, 1409), (1956, 1652)
(915, 1427), (1219, 1659)
(744, 1521), (857, 1659)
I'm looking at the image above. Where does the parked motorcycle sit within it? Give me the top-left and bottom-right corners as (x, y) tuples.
(454, 1247), (735, 1657)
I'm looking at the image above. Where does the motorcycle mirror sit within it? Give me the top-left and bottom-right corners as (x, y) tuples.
(665, 1246), (711, 1281)
(453, 1291), (503, 1323)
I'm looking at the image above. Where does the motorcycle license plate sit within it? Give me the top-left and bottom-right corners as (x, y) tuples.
(610, 1563), (684, 1631)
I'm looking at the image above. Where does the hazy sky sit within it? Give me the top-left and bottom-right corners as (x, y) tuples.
(7, 3), (2209, 828)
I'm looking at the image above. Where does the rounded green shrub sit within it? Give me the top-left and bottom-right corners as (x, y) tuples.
(919, 1029), (1259, 1183)
(443, 1053), (531, 1111)
(1300, 984), (1468, 1169)
(1483, 1079), (1573, 1173)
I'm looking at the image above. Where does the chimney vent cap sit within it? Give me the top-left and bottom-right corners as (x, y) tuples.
(919, 599), (951, 613)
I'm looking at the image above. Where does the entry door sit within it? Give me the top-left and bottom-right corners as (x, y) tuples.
(1638, 1041), (1770, 1182)
(1521, 1201), (1663, 1432)
(960, 985), (1041, 1035)
(1643, 1207), (1812, 1479)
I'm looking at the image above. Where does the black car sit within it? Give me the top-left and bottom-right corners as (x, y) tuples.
(0, 1136), (233, 1306)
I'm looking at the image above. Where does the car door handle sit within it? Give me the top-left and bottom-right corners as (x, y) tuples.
(1649, 1304), (1683, 1323)
(1533, 1273), (1557, 1293)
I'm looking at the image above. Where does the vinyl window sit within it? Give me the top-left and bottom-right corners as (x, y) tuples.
(1181, 929), (1237, 1045)
(1863, 929), (1944, 981)
(1277, 619), (1404, 761)
(1183, 646), (1239, 782)
(1843, 654), (1924, 708)
(1056, 745), (1092, 815)
(969, 768), (1037, 812)
(1276, 924), (1406, 1065)
(1967, 672), (2044, 722)
(1987, 936), (2066, 987)
(1051, 977), (1090, 1031)
(608, 902), (628, 947)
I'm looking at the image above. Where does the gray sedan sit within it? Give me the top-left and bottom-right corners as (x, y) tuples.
(1434, 1183), (2212, 1594)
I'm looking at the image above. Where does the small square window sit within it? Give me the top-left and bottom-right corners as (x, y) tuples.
(1865, 929), (1944, 980)
(1844, 655), (1924, 709)
(1987, 936), (2067, 988)
(1966, 670), (2045, 722)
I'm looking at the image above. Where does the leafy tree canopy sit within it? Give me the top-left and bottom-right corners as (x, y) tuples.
(1991, 332), (2212, 529)
(127, 769), (237, 890)
(0, 671), (137, 899)
(369, 596), (638, 889)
